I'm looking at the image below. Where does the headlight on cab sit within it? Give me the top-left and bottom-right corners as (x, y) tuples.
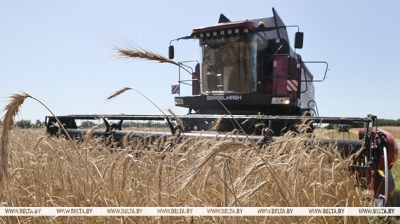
(175, 98), (184, 105)
(271, 97), (290, 105)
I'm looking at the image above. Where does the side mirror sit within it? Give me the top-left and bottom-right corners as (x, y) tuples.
(294, 32), (304, 49)
(169, 45), (174, 59)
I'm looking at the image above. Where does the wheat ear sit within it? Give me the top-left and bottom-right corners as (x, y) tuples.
(107, 87), (132, 100)
(0, 92), (113, 210)
(0, 92), (30, 183)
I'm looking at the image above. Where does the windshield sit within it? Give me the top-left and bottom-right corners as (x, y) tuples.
(200, 33), (257, 94)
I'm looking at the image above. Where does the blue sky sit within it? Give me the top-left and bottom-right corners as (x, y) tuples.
(1, 1), (399, 122)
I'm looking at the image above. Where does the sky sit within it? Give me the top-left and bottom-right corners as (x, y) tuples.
(1, 0), (399, 123)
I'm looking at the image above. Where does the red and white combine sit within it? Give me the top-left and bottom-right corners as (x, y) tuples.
(45, 8), (398, 206)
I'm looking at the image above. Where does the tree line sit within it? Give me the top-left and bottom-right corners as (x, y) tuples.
(12, 119), (45, 128)
(324, 118), (400, 130)
(376, 118), (400, 126)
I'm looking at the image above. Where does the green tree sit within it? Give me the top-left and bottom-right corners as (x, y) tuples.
(16, 119), (32, 128)
(376, 118), (400, 126)
(35, 119), (43, 127)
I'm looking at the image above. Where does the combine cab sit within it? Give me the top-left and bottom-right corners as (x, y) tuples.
(45, 8), (398, 206)
(170, 8), (325, 135)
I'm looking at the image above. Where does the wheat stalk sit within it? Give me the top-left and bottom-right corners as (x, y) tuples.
(210, 115), (225, 131)
(118, 48), (180, 66)
(107, 87), (132, 100)
(1, 92), (30, 183)
(157, 161), (163, 206)
(172, 141), (246, 195)
(0, 92), (115, 220)
(223, 160), (228, 206)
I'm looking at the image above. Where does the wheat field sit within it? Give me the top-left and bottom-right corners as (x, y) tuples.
(0, 93), (389, 223)
(0, 125), (374, 223)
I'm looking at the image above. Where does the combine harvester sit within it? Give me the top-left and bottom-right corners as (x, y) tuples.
(45, 8), (397, 206)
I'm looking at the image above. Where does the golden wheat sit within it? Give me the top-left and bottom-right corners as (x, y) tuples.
(0, 91), (376, 223)
(106, 87), (132, 100)
(0, 127), (374, 223)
